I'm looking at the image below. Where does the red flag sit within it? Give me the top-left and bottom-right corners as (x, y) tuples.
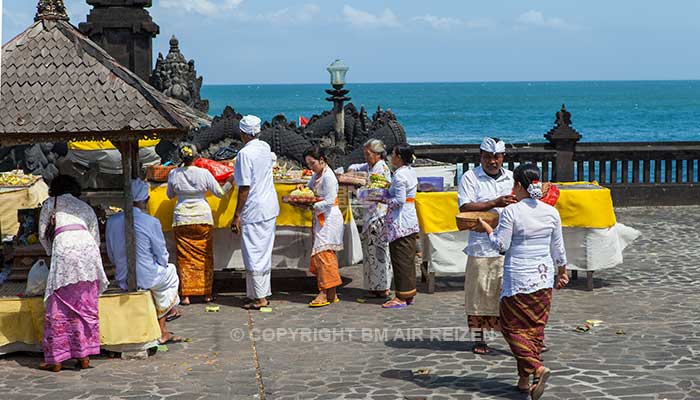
(299, 116), (309, 127)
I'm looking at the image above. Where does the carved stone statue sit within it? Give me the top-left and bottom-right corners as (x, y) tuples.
(151, 35), (209, 113)
(258, 116), (312, 165)
(555, 104), (572, 127)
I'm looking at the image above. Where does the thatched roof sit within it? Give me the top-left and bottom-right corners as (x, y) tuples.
(0, 0), (210, 146)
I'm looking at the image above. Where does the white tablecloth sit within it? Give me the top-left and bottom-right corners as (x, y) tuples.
(421, 223), (641, 274)
(163, 216), (363, 270)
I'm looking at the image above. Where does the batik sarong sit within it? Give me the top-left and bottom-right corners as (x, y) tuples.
(174, 224), (214, 297)
(389, 233), (417, 299)
(361, 219), (392, 291)
(499, 288), (553, 377)
(42, 280), (101, 364)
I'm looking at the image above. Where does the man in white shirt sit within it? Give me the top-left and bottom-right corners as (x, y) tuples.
(458, 137), (515, 354)
(106, 179), (182, 344)
(231, 115), (280, 310)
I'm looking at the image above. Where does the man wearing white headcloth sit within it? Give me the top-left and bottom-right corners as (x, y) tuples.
(458, 137), (516, 354)
(106, 179), (183, 345)
(231, 115), (280, 310)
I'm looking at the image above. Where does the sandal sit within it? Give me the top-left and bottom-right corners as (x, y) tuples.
(38, 362), (61, 372)
(472, 342), (491, 355)
(77, 358), (90, 370)
(530, 367), (551, 400)
(165, 309), (182, 322)
(243, 301), (270, 310)
(366, 291), (391, 299)
(382, 298), (407, 309)
(158, 332), (184, 345)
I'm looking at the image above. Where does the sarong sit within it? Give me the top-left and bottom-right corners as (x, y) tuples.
(150, 264), (181, 319)
(246, 271), (272, 299)
(500, 288), (553, 377)
(42, 280), (101, 364)
(241, 217), (276, 299)
(464, 256), (504, 330)
(361, 219), (392, 291)
(309, 250), (342, 290)
(174, 224), (214, 297)
(389, 234), (417, 299)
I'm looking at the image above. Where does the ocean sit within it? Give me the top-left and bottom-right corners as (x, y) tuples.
(202, 80), (700, 145)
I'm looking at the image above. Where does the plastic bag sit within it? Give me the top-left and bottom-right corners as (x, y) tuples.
(194, 158), (235, 183)
(540, 183), (560, 206)
(25, 259), (49, 297)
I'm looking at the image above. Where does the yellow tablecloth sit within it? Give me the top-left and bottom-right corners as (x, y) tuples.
(415, 182), (617, 234)
(0, 180), (49, 236)
(0, 291), (161, 347)
(68, 139), (160, 150)
(148, 183), (352, 232)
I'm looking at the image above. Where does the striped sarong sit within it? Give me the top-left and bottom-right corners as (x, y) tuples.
(499, 288), (552, 377)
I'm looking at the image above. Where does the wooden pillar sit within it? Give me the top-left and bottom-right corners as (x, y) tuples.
(118, 139), (138, 292)
(131, 140), (140, 180)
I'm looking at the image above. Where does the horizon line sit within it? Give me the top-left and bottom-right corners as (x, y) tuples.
(201, 78), (700, 87)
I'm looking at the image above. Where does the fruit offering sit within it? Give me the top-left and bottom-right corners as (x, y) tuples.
(0, 170), (39, 187)
(290, 187), (315, 198)
(338, 171), (368, 186)
(367, 174), (391, 189)
(283, 187), (320, 204)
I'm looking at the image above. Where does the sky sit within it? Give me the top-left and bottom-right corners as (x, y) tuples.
(2, 0), (700, 84)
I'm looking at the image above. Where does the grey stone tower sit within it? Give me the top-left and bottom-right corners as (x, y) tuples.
(79, 0), (159, 81)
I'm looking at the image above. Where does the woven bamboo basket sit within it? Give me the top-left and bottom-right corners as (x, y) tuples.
(455, 211), (499, 232)
(146, 165), (176, 182)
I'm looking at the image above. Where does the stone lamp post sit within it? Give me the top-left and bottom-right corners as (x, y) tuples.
(325, 59), (351, 150)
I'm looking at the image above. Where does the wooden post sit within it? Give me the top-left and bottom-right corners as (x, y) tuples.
(118, 139), (138, 292)
(131, 140), (140, 180)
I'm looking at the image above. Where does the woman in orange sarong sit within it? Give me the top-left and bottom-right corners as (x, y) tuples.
(167, 143), (227, 304)
(304, 146), (344, 307)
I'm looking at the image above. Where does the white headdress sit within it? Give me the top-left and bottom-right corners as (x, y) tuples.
(480, 137), (506, 154)
(131, 179), (150, 202)
(240, 115), (262, 136)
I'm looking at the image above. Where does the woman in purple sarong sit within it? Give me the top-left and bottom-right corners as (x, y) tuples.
(38, 175), (109, 372)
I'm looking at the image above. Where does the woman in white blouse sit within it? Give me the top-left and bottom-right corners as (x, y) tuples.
(381, 144), (420, 309)
(348, 139), (393, 299)
(479, 163), (569, 400)
(167, 143), (226, 305)
(304, 146), (344, 307)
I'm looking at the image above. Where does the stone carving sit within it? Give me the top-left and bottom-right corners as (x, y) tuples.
(151, 36), (209, 114)
(166, 101), (407, 169)
(343, 106), (407, 166)
(259, 116), (312, 165)
(555, 103), (572, 127)
(35, 0), (69, 21)
(79, 0), (159, 82)
(545, 104), (581, 142)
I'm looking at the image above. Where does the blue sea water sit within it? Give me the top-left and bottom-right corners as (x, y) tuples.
(202, 81), (700, 145)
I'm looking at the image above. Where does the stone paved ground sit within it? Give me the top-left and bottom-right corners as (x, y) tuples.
(1, 206), (699, 400)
